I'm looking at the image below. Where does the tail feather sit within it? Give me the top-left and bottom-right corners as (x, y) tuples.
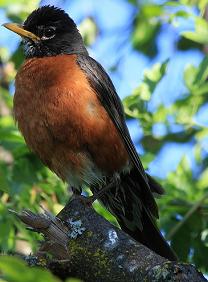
(146, 173), (165, 195)
(97, 167), (177, 261)
(118, 205), (177, 261)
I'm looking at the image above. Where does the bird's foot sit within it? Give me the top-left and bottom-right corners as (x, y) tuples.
(87, 177), (120, 205)
(71, 177), (120, 207)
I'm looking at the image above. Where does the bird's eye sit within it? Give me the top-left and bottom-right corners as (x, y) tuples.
(43, 26), (56, 39)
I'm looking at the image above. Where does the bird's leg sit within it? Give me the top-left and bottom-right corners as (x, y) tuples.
(71, 186), (82, 195)
(86, 177), (120, 206)
(70, 186), (84, 202)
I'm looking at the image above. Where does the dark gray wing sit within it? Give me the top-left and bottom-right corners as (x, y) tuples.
(76, 54), (158, 217)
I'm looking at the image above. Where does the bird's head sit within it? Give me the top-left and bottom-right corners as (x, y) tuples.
(3, 5), (87, 58)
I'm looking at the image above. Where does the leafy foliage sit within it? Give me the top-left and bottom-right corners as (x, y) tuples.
(0, 0), (208, 278)
(125, 0), (208, 272)
(0, 255), (81, 282)
(0, 256), (60, 282)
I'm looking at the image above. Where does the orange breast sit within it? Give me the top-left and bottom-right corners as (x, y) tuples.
(14, 54), (129, 185)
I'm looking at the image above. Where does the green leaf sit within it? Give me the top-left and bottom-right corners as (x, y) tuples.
(165, 2), (184, 7)
(193, 235), (208, 271)
(182, 31), (208, 44)
(201, 229), (208, 247)
(93, 200), (119, 227)
(194, 56), (208, 86)
(126, 60), (169, 105)
(193, 143), (202, 164)
(0, 0), (20, 6)
(181, 18), (208, 45)
(171, 219), (191, 261)
(142, 4), (164, 17)
(143, 60), (168, 83)
(0, 163), (10, 193)
(79, 17), (97, 46)
(0, 256), (60, 282)
(131, 6), (161, 57)
(195, 128), (208, 140)
(174, 10), (190, 18)
(183, 64), (197, 90)
(197, 169), (208, 190)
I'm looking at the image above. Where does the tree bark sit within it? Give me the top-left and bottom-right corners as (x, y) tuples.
(14, 197), (207, 282)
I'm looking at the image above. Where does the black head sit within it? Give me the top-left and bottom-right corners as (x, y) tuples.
(4, 5), (88, 58)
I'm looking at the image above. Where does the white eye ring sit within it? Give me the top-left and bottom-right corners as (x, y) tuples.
(41, 34), (56, 40)
(41, 26), (56, 40)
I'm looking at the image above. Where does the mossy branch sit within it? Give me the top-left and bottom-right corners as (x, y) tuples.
(13, 197), (206, 282)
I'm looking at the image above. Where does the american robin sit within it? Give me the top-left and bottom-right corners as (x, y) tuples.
(3, 5), (176, 260)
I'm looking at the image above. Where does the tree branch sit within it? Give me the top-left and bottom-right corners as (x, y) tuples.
(13, 197), (207, 282)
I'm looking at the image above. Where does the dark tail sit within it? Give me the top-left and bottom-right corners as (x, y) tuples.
(98, 167), (177, 261)
(118, 206), (177, 261)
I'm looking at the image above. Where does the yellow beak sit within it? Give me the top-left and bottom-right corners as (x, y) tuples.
(2, 23), (40, 42)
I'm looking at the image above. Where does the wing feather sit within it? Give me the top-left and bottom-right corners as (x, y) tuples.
(76, 54), (158, 217)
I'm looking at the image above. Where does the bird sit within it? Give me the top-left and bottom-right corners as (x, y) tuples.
(3, 5), (177, 261)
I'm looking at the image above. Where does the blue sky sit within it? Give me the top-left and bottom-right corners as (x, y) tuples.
(0, 0), (206, 179)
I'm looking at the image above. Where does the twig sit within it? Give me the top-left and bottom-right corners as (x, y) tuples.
(167, 192), (208, 240)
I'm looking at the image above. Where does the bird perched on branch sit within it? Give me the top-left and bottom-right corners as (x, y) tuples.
(3, 5), (176, 260)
